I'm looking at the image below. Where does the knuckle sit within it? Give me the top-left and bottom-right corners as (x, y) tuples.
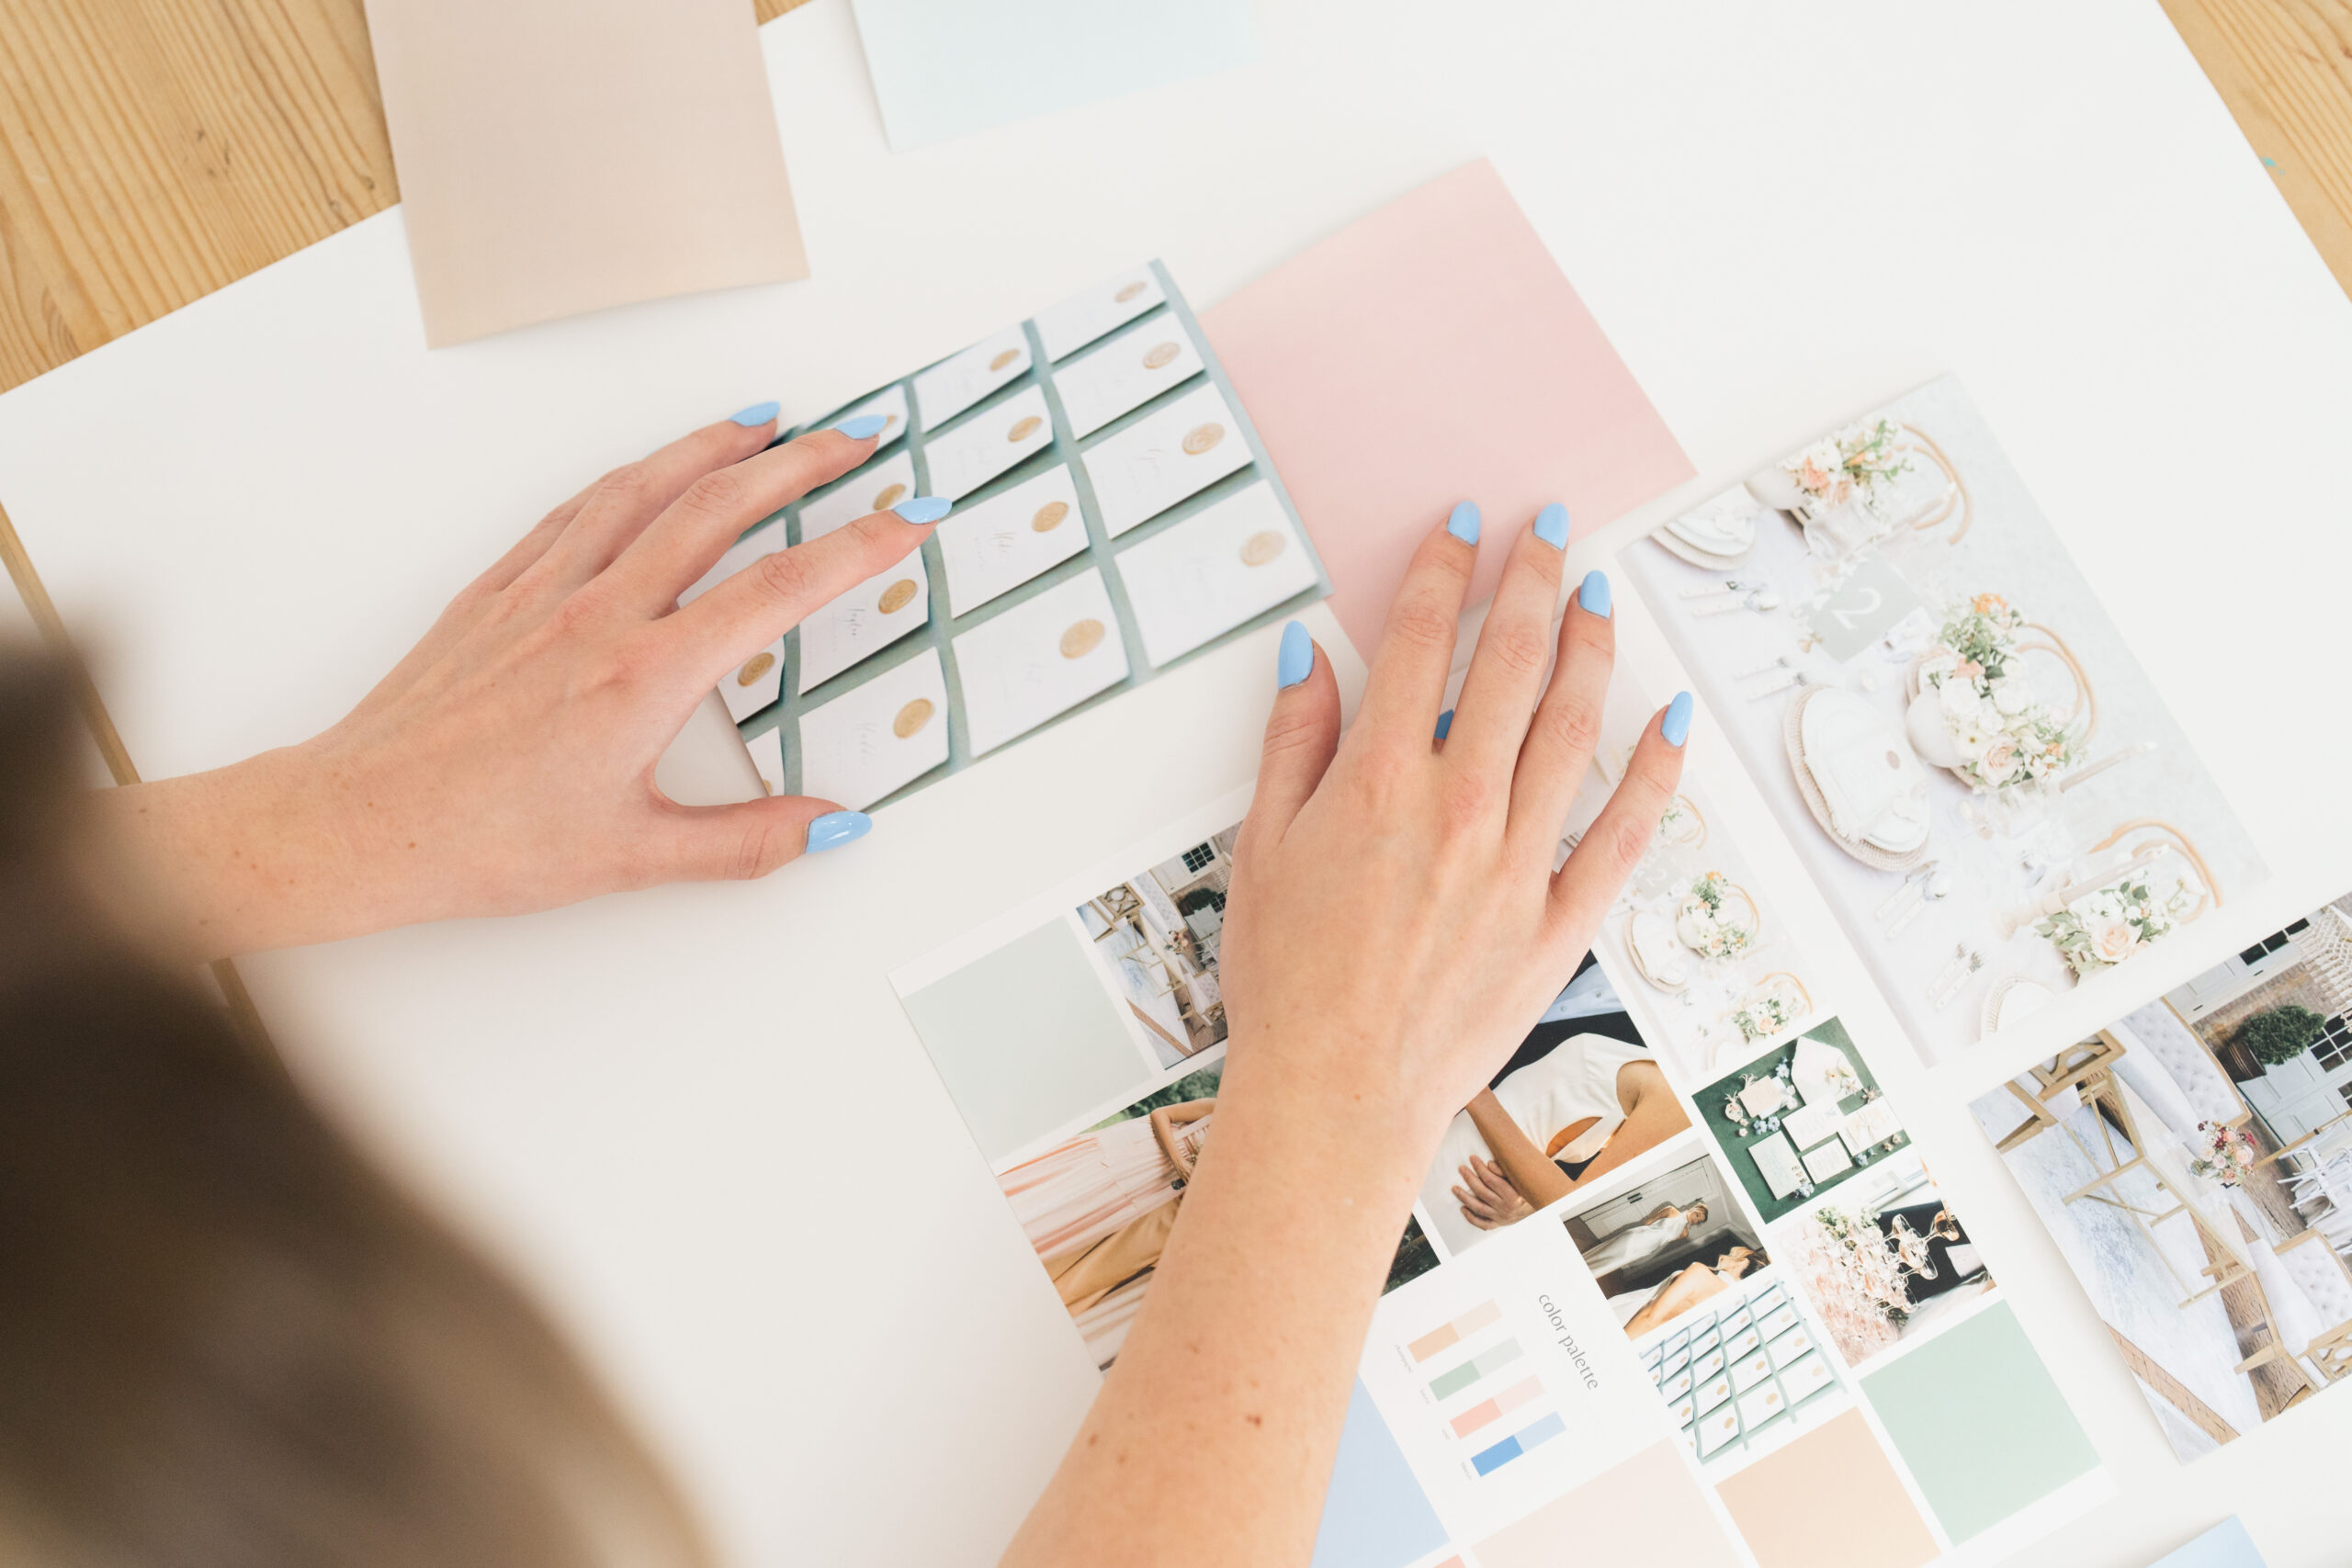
(1609, 813), (1655, 871)
(1538, 694), (1604, 758)
(682, 466), (750, 520)
(1484, 622), (1552, 679)
(1387, 596), (1456, 658)
(1259, 705), (1326, 767)
(597, 460), (657, 508)
(1437, 770), (1496, 834)
(729, 820), (786, 880)
(752, 546), (818, 608)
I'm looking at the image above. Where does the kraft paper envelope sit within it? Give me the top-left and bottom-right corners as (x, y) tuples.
(364, 0), (808, 346)
(1202, 159), (1693, 657)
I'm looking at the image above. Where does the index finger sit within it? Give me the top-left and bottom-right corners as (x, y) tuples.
(1353, 502), (1482, 747)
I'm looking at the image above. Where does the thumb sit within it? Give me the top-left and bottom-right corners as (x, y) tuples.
(1238, 621), (1340, 861)
(658, 794), (872, 882)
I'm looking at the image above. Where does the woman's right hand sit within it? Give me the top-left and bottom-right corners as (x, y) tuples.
(1453, 1155), (1535, 1229)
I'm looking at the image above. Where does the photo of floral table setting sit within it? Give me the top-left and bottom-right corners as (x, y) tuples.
(1623, 375), (2267, 1066)
(1696, 1020), (1909, 1224)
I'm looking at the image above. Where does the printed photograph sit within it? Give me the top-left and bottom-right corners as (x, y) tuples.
(1563, 1153), (1851, 1474)
(1623, 375), (2265, 1066)
(1781, 1156), (1993, 1368)
(1971, 893), (2352, 1459)
(1696, 1019), (1910, 1224)
(1542, 662), (1823, 1087)
(1416, 953), (1693, 1257)
(1001, 1057), (1438, 1370)
(1078, 825), (1239, 1066)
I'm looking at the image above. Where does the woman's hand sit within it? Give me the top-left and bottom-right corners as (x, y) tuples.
(1002, 499), (1688, 1568)
(92, 406), (945, 958)
(1453, 1154), (1535, 1229)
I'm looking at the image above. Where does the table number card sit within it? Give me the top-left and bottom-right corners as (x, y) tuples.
(1796, 549), (1924, 663)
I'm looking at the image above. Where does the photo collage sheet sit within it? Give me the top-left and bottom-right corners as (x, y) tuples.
(681, 261), (1328, 809)
(891, 682), (2103, 1568)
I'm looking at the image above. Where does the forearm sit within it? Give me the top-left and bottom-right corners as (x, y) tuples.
(1464, 1093), (1569, 1209)
(1001, 1033), (1438, 1568)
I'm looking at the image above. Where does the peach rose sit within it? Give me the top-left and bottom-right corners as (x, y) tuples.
(2092, 919), (2141, 964)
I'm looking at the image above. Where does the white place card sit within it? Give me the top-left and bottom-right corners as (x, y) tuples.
(1780, 1100), (1846, 1152)
(1034, 266), (1164, 361)
(1115, 482), (1317, 666)
(933, 464), (1089, 616)
(798, 551), (929, 693)
(912, 325), (1032, 430)
(679, 515), (784, 606)
(1841, 1099), (1903, 1151)
(1081, 382), (1252, 536)
(720, 637), (785, 722)
(800, 451), (920, 538)
(1801, 1136), (1854, 1183)
(1053, 314), (1204, 437)
(744, 727), (784, 796)
(798, 649), (949, 810)
(953, 569), (1128, 755)
(1738, 1077), (1792, 1120)
(1747, 1131), (1807, 1200)
(924, 385), (1054, 501)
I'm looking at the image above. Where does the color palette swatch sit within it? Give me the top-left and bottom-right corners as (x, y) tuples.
(1429, 1338), (1525, 1401)
(1450, 1374), (1543, 1438)
(1470, 1411), (1566, 1477)
(1407, 1299), (1501, 1362)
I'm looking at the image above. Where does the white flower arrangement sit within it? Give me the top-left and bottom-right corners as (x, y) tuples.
(1782, 418), (1911, 518)
(2036, 874), (2193, 977)
(1676, 871), (1756, 961)
(1734, 992), (1796, 1043)
(1914, 593), (2077, 792)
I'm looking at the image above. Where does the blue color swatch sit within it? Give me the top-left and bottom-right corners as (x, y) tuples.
(1309, 1381), (1449, 1568)
(1470, 1410), (1565, 1476)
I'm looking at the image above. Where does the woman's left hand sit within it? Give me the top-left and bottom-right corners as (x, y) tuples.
(94, 406), (943, 957)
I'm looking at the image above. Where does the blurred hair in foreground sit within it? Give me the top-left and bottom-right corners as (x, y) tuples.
(0, 647), (708, 1568)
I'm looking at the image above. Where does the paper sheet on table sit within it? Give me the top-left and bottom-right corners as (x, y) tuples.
(363, 0), (807, 345)
(1201, 159), (1694, 657)
(847, 0), (1258, 152)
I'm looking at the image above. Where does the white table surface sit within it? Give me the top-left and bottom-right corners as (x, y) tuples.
(6, 4), (2352, 1565)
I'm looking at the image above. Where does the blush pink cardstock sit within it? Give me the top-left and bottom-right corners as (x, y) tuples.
(1202, 159), (1692, 657)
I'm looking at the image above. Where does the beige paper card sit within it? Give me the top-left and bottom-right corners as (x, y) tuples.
(364, 0), (808, 346)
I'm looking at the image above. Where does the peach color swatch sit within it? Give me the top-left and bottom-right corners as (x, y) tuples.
(1474, 1441), (1741, 1568)
(1714, 1410), (1939, 1568)
(1201, 159), (1692, 657)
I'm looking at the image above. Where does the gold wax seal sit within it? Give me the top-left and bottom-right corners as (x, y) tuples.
(1141, 341), (1181, 370)
(1181, 423), (1225, 457)
(989, 348), (1020, 372)
(872, 482), (908, 510)
(877, 579), (920, 615)
(893, 698), (936, 739)
(1059, 619), (1106, 659)
(1114, 281), (1148, 302)
(735, 650), (776, 686)
(1008, 414), (1044, 443)
(1239, 529), (1287, 566)
(1032, 501), (1069, 533)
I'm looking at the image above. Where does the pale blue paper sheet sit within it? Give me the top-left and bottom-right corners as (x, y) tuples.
(848, 0), (1258, 152)
(2153, 1518), (2267, 1568)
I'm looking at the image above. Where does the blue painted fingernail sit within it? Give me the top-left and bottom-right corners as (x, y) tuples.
(894, 496), (952, 525)
(1276, 620), (1314, 688)
(832, 413), (888, 439)
(729, 400), (781, 427)
(806, 811), (872, 853)
(1446, 501), (1481, 545)
(1662, 691), (1693, 747)
(1434, 708), (1454, 740)
(1579, 570), (1611, 618)
(1534, 502), (1570, 550)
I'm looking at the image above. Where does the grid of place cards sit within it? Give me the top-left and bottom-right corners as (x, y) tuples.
(692, 262), (1327, 808)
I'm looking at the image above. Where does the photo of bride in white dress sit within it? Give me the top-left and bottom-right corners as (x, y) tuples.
(1417, 953), (1694, 1256)
(1563, 1152), (1770, 1339)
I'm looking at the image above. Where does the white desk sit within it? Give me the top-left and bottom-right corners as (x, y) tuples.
(5, 4), (2352, 1564)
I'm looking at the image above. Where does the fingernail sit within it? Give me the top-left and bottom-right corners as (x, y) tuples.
(1434, 708), (1454, 740)
(1446, 501), (1481, 546)
(1579, 570), (1611, 618)
(1662, 691), (1693, 747)
(806, 811), (873, 853)
(729, 400), (781, 428)
(1276, 620), (1314, 689)
(1534, 502), (1570, 550)
(832, 413), (888, 439)
(894, 496), (952, 525)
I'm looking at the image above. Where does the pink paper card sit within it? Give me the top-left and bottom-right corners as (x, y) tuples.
(1202, 160), (1692, 657)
